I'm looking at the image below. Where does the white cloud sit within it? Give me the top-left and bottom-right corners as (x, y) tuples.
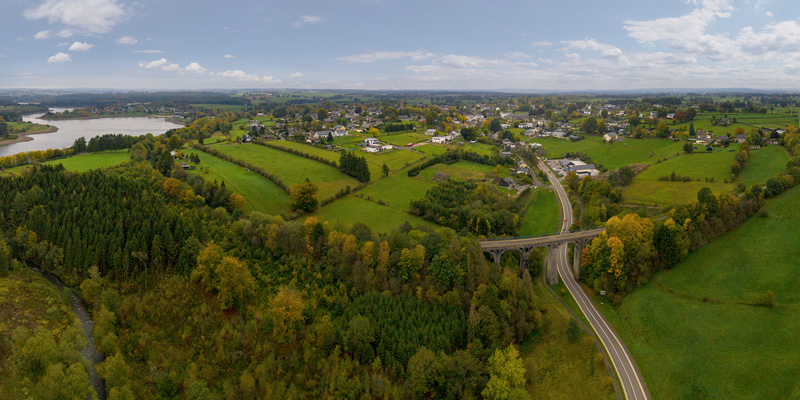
(561, 38), (623, 58)
(765, 11), (773, 17)
(47, 52), (72, 64)
(215, 70), (281, 83)
(56, 29), (73, 38)
(292, 15), (324, 28)
(68, 41), (93, 51)
(138, 58), (169, 69)
(161, 63), (181, 71)
(34, 30), (50, 39)
(223, 54), (236, 59)
(24, 0), (126, 34)
(184, 62), (207, 74)
(132, 49), (164, 54)
(335, 50), (435, 63)
(117, 36), (138, 45)
(530, 41), (552, 47)
(290, 72), (304, 78)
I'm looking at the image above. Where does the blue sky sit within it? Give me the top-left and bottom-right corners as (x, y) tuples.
(1, 0), (800, 90)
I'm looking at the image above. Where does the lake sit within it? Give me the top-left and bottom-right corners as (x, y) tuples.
(0, 108), (182, 157)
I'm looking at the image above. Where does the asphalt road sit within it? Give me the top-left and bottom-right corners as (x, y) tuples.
(540, 159), (651, 400)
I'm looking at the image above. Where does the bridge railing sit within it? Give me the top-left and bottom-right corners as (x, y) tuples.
(478, 227), (605, 243)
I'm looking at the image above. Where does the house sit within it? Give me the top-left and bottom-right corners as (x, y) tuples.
(519, 122), (534, 129)
(425, 129), (438, 136)
(603, 132), (619, 142)
(666, 113), (676, 119)
(498, 177), (517, 189)
(716, 134), (729, 144)
(570, 164), (599, 177)
(313, 130), (332, 139)
(432, 135), (452, 144)
(307, 136), (322, 144)
(735, 134), (748, 143)
(333, 127), (348, 138)
(365, 137), (380, 146)
(361, 146), (380, 153)
(241, 134), (253, 143)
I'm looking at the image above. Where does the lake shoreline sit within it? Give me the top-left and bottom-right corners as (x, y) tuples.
(39, 114), (175, 122)
(0, 126), (59, 146)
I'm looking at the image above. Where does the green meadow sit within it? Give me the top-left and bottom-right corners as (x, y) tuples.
(0, 151), (130, 176)
(520, 188), (561, 236)
(534, 135), (683, 170)
(636, 150), (738, 182)
(185, 149), (288, 215)
(620, 180), (733, 206)
(209, 143), (361, 200)
(597, 185), (800, 400)
(738, 146), (790, 186)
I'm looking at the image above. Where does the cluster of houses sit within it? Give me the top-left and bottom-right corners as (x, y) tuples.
(360, 137), (394, 153)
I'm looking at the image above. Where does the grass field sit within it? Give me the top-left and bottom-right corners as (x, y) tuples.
(415, 144), (449, 155)
(597, 185), (800, 400)
(0, 151), (131, 176)
(380, 132), (429, 146)
(185, 149), (288, 215)
(6, 121), (53, 133)
(209, 143), (360, 200)
(267, 140), (426, 177)
(636, 150), (738, 182)
(738, 146), (790, 186)
(359, 170), (436, 212)
(620, 180), (733, 206)
(535, 136), (682, 170)
(419, 161), (495, 182)
(520, 188), (561, 236)
(313, 195), (435, 233)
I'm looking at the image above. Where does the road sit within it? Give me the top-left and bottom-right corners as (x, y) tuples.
(540, 159), (651, 400)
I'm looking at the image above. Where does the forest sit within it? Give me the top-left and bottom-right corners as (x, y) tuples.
(0, 159), (544, 398)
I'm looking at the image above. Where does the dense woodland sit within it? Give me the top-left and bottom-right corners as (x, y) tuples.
(0, 160), (544, 398)
(410, 180), (526, 237)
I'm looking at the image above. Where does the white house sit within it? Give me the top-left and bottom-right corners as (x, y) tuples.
(432, 135), (452, 144)
(519, 122), (534, 129)
(365, 137), (380, 146)
(603, 132), (619, 142)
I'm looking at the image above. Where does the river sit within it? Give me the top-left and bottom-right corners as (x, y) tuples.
(0, 108), (181, 157)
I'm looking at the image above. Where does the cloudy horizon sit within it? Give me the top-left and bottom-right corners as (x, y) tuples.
(2, 0), (800, 91)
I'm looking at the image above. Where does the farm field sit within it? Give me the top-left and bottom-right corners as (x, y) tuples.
(0, 151), (130, 176)
(520, 188), (561, 236)
(597, 185), (800, 400)
(313, 195), (435, 233)
(185, 149), (288, 215)
(415, 144), (449, 155)
(534, 135), (683, 170)
(738, 146), (790, 186)
(679, 112), (797, 134)
(636, 150), (738, 182)
(359, 170), (436, 212)
(209, 143), (360, 200)
(620, 180), (733, 206)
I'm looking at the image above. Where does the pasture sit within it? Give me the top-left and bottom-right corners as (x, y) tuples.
(597, 185), (800, 399)
(313, 195), (435, 233)
(534, 135), (683, 170)
(636, 150), (738, 182)
(738, 146), (790, 186)
(0, 151), (130, 176)
(209, 143), (361, 200)
(620, 180), (733, 206)
(185, 149), (288, 215)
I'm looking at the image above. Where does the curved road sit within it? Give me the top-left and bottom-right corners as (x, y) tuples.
(540, 159), (651, 400)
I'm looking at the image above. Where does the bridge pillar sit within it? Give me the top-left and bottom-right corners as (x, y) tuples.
(489, 249), (504, 265)
(518, 246), (534, 275)
(546, 243), (559, 285)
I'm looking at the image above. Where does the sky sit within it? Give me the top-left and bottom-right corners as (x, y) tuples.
(1, 0), (800, 91)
